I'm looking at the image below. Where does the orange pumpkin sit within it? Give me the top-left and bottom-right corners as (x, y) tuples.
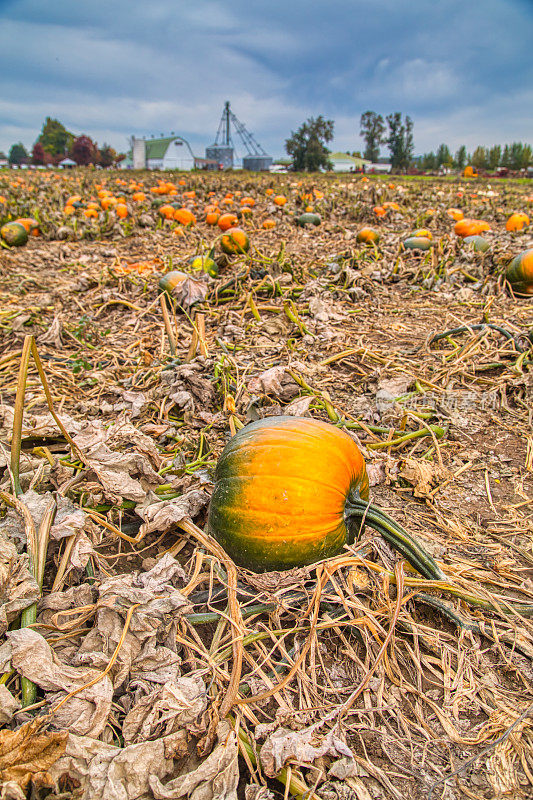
(208, 416), (369, 571)
(217, 213), (239, 231)
(447, 208), (464, 221)
(373, 206), (387, 217)
(454, 218), (491, 237)
(116, 203), (128, 218)
(356, 227), (380, 244)
(506, 213), (530, 232)
(273, 195), (287, 206)
(174, 208), (196, 226)
(208, 416), (445, 577)
(158, 205), (175, 220)
(14, 218), (39, 236)
(205, 211), (220, 225)
(262, 219), (276, 229)
(220, 227), (250, 255)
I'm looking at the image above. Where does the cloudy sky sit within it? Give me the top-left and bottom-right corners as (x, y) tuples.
(1, 0), (532, 160)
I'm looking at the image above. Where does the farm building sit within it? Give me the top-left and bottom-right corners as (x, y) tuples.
(367, 162), (392, 174)
(329, 153), (370, 172)
(127, 136), (198, 170)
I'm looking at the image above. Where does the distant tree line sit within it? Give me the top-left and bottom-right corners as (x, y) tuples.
(6, 117), (124, 167)
(417, 142), (532, 172)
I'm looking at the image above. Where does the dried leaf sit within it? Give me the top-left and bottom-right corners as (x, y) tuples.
(122, 676), (208, 744)
(136, 490), (210, 538)
(399, 457), (447, 498)
(0, 718), (67, 790)
(0, 534), (39, 636)
(50, 729), (189, 800)
(260, 725), (353, 777)
(149, 721), (239, 800)
(0, 685), (21, 726)
(5, 629), (113, 737)
(74, 555), (191, 689)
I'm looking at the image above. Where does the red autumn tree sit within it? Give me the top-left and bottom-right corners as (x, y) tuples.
(31, 142), (47, 165)
(71, 135), (97, 166)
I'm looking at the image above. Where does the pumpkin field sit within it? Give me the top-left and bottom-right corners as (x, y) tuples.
(1, 169), (533, 800)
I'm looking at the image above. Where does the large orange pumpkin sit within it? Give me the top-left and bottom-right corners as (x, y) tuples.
(208, 416), (445, 577)
(208, 417), (369, 571)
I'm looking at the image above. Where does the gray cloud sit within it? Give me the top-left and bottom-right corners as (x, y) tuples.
(1, 0), (531, 158)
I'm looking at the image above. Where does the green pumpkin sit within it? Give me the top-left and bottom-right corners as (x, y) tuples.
(463, 235), (490, 253)
(403, 236), (432, 251)
(296, 212), (321, 227)
(0, 222), (28, 247)
(506, 249), (533, 296)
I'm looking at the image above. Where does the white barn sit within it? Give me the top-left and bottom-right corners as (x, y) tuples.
(129, 136), (197, 170)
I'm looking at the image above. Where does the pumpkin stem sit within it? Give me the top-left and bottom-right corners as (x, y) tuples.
(345, 499), (447, 582)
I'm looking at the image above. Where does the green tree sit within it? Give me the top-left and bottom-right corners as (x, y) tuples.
(359, 111), (385, 162)
(8, 142), (28, 165)
(436, 143), (452, 168)
(471, 146), (488, 170)
(422, 152), (437, 170)
(501, 145), (511, 168)
(454, 145), (467, 169)
(386, 113), (414, 171)
(508, 142), (531, 170)
(98, 144), (117, 168)
(487, 145), (501, 171)
(285, 116), (334, 172)
(38, 117), (74, 156)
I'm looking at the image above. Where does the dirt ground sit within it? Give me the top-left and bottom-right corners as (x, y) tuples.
(0, 172), (532, 800)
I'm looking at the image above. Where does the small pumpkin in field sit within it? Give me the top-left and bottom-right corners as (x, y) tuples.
(174, 207), (196, 226)
(217, 213), (239, 232)
(447, 208), (464, 221)
(208, 416), (369, 571)
(1, 221), (28, 247)
(14, 218), (39, 236)
(220, 227), (250, 255)
(208, 416), (445, 578)
(159, 270), (189, 295)
(506, 213), (530, 232)
(356, 227), (380, 244)
(296, 212), (321, 227)
(189, 249), (218, 278)
(454, 218), (491, 237)
(402, 236), (432, 251)
(506, 249), (533, 296)
(159, 270), (208, 309)
(463, 235), (490, 253)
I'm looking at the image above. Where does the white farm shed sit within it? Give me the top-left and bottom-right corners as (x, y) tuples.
(367, 162), (392, 174)
(329, 152), (370, 172)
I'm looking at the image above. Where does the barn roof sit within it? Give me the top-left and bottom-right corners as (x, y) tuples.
(145, 137), (176, 159)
